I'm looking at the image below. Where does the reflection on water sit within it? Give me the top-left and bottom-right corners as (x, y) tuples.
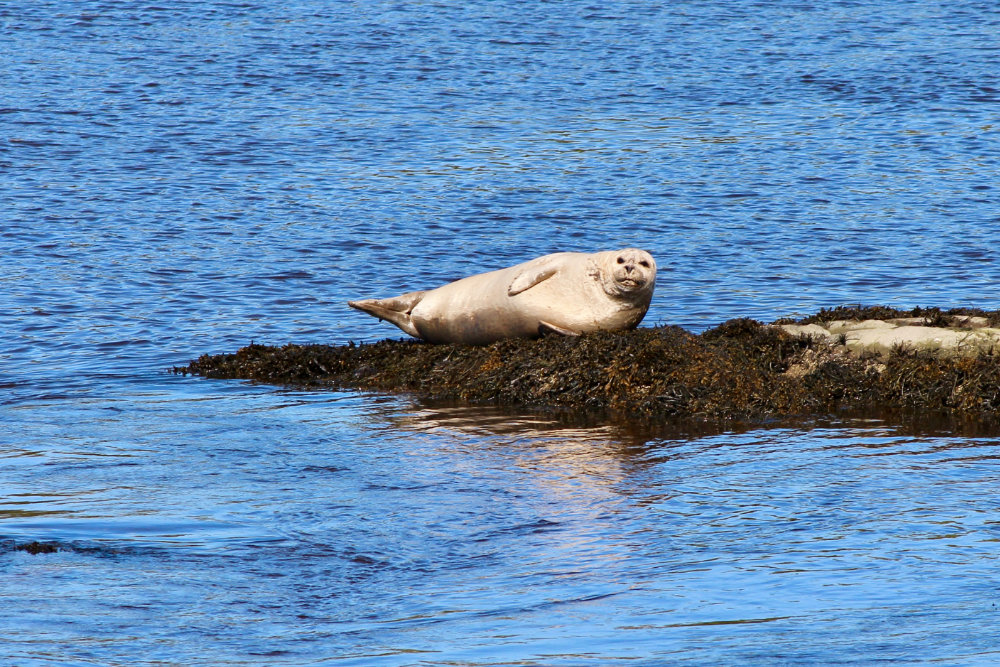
(396, 398), (1000, 445)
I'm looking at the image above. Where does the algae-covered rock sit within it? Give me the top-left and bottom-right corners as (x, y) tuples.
(778, 313), (1000, 357)
(174, 306), (1000, 423)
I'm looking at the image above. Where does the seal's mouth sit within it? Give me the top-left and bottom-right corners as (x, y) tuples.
(618, 277), (643, 289)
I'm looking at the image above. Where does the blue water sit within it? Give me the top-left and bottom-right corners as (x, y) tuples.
(4, 1), (1000, 664)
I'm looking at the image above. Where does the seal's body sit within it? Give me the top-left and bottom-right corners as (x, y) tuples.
(348, 249), (656, 345)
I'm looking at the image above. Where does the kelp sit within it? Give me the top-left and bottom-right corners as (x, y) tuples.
(174, 308), (1000, 423)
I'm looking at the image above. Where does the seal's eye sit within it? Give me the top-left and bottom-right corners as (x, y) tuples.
(617, 257), (624, 264)
(639, 260), (650, 268)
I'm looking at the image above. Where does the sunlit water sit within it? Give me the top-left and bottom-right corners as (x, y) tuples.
(3, 1), (1000, 664)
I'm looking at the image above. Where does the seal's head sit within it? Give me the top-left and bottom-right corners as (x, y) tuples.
(599, 248), (656, 299)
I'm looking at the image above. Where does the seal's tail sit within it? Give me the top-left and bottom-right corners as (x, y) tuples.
(347, 291), (426, 338)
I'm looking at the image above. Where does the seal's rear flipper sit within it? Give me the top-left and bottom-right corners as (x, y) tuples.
(538, 320), (580, 337)
(348, 291), (426, 338)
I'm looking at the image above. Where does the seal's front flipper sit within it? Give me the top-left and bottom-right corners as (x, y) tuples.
(538, 320), (581, 337)
(348, 291), (426, 338)
(507, 259), (560, 296)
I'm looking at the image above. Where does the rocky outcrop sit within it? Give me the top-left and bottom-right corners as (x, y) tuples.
(174, 306), (1000, 424)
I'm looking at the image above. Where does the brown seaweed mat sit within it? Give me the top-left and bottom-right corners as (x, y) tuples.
(173, 306), (1000, 424)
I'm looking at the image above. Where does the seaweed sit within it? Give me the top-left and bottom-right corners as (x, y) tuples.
(173, 307), (1000, 424)
(13, 541), (60, 555)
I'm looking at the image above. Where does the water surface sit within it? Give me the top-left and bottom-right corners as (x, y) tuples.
(3, 1), (1000, 664)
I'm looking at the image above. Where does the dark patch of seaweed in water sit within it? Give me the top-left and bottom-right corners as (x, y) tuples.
(1, 539), (133, 557)
(12, 541), (61, 555)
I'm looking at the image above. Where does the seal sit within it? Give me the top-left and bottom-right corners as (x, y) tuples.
(347, 248), (656, 344)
